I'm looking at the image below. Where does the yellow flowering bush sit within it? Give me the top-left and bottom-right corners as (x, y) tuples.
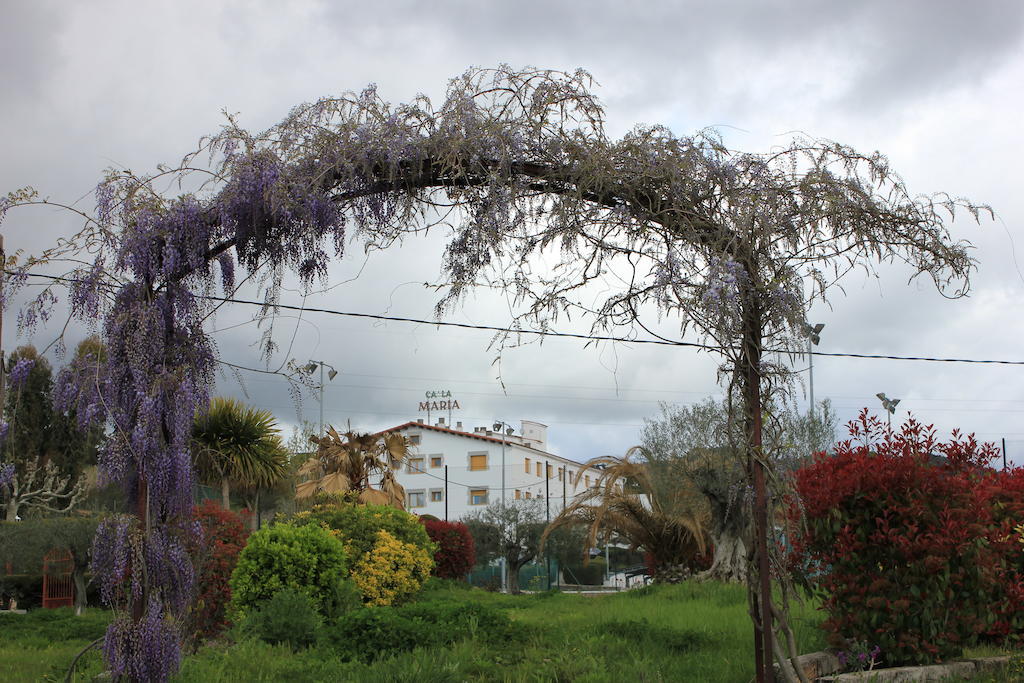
(352, 529), (434, 606)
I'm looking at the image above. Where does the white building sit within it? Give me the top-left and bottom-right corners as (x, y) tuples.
(374, 417), (604, 521)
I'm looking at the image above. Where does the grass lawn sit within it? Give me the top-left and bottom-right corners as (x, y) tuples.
(0, 581), (828, 682)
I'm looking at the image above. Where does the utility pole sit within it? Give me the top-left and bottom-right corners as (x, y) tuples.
(494, 420), (510, 592)
(545, 469), (551, 590)
(1003, 438), (1008, 471)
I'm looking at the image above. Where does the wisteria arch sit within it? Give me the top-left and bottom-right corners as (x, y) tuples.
(3, 66), (988, 682)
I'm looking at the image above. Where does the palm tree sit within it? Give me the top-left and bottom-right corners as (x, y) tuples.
(191, 398), (288, 510)
(542, 446), (709, 582)
(295, 427), (410, 508)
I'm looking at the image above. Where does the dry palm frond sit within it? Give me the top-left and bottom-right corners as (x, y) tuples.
(296, 427), (411, 509)
(545, 446), (709, 569)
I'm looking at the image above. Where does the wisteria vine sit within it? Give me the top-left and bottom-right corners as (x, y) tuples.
(2, 66), (987, 681)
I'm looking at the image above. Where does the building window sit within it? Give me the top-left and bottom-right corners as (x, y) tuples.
(408, 490), (426, 508)
(524, 457), (531, 473)
(430, 489), (443, 502)
(535, 462), (541, 477)
(525, 491), (532, 499)
(558, 467), (563, 482)
(546, 463), (552, 479)
(408, 434), (421, 445)
(469, 453), (488, 471)
(515, 489), (521, 500)
(430, 455), (443, 468)
(585, 475), (591, 488)
(407, 457), (425, 474)
(469, 488), (488, 505)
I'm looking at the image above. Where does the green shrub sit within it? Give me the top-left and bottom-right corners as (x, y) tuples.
(294, 502), (435, 566)
(229, 523), (354, 620)
(239, 589), (322, 650)
(326, 600), (518, 662)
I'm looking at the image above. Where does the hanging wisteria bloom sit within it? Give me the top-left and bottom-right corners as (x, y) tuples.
(8, 357), (35, 388)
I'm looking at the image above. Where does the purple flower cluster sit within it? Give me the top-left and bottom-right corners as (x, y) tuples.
(0, 461), (13, 488)
(8, 357), (35, 388)
(836, 642), (882, 672)
(103, 596), (181, 682)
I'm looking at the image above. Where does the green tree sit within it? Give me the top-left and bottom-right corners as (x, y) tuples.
(191, 397), (288, 512)
(1, 346), (88, 521)
(464, 499), (547, 594)
(0, 515), (101, 614)
(640, 398), (837, 583)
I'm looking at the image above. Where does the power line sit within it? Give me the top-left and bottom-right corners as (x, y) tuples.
(12, 269), (1024, 366)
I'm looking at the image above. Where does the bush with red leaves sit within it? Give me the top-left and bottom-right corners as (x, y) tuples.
(789, 410), (1007, 666)
(421, 519), (475, 580)
(187, 501), (251, 643)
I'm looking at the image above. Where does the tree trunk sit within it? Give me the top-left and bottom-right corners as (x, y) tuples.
(507, 557), (531, 594)
(699, 531), (748, 583)
(221, 477), (231, 510)
(5, 497), (18, 522)
(73, 565), (88, 615)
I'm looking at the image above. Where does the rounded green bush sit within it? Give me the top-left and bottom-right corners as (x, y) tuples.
(229, 523), (352, 620)
(239, 588), (322, 650)
(293, 503), (435, 566)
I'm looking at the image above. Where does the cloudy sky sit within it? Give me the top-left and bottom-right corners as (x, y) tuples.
(3, 0), (1024, 466)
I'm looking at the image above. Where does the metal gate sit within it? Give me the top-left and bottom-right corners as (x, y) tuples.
(42, 548), (74, 609)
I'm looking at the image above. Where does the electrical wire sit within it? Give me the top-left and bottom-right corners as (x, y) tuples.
(12, 270), (1024, 366)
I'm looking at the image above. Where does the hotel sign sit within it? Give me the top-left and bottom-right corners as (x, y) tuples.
(419, 389), (461, 412)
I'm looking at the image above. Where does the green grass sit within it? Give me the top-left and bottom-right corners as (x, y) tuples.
(0, 582), (826, 682)
(0, 607), (110, 681)
(177, 581), (827, 682)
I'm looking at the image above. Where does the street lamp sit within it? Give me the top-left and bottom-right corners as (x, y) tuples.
(493, 419), (514, 591)
(304, 360), (338, 437)
(876, 392), (900, 429)
(802, 323), (824, 419)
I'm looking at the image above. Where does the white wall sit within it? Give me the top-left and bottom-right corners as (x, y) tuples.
(380, 420), (600, 522)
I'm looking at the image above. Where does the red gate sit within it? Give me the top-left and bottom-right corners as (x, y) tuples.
(42, 549), (74, 609)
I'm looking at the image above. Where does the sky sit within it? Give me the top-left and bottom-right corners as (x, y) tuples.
(3, 0), (1024, 466)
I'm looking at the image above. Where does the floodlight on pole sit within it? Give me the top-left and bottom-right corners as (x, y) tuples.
(305, 360), (338, 437)
(876, 392), (900, 429)
(802, 323), (824, 418)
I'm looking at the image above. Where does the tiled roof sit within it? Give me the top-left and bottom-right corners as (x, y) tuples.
(374, 421), (585, 466)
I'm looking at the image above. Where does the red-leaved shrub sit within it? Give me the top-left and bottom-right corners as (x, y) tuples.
(789, 410), (1006, 666)
(421, 519), (475, 579)
(188, 501), (250, 643)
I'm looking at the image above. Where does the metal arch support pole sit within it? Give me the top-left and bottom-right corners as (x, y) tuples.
(444, 465), (449, 521)
(319, 362), (325, 438)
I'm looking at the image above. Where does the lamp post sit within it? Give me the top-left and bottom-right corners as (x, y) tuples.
(876, 392), (900, 429)
(304, 360), (338, 437)
(802, 323), (824, 418)
(493, 420), (513, 591)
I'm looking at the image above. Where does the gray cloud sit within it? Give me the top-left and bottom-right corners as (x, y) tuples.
(3, 0), (1024, 466)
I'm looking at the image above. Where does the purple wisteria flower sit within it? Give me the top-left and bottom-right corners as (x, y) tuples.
(0, 462), (13, 487)
(8, 358), (35, 388)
